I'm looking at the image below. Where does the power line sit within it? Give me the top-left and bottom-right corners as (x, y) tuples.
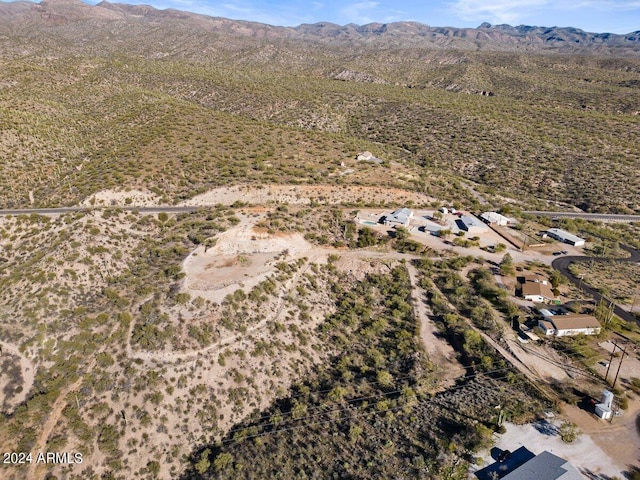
(220, 371), (533, 446)
(225, 363), (522, 437)
(224, 334), (613, 437)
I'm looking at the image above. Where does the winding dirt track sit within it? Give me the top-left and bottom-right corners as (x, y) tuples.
(26, 375), (86, 479)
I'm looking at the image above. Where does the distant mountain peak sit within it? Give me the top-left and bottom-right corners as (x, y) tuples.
(41, 0), (86, 5)
(0, 0), (638, 54)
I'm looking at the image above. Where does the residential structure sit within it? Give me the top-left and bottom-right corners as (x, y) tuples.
(384, 208), (413, 227)
(546, 228), (585, 247)
(537, 311), (601, 336)
(501, 450), (583, 480)
(522, 282), (555, 303)
(475, 447), (582, 480)
(519, 274), (555, 303)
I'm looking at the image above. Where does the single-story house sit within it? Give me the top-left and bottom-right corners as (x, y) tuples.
(522, 280), (555, 303)
(384, 208), (413, 227)
(548, 314), (601, 337)
(537, 311), (601, 336)
(501, 450), (583, 480)
(474, 447), (581, 480)
(546, 228), (585, 247)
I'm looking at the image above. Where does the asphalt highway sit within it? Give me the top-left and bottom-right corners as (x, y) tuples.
(0, 206), (200, 216)
(525, 211), (640, 222)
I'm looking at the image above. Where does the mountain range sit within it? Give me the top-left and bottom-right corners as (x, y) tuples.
(1, 0), (639, 54)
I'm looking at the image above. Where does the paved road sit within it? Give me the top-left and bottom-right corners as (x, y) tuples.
(0, 206), (200, 216)
(551, 244), (640, 325)
(525, 211), (640, 223)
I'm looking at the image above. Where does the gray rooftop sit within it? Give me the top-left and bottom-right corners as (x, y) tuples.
(501, 451), (583, 480)
(387, 208), (413, 224)
(547, 228), (585, 244)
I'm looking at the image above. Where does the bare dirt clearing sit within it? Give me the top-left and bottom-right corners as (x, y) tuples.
(406, 263), (465, 388)
(81, 188), (161, 207)
(180, 184), (436, 207)
(183, 219), (313, 304)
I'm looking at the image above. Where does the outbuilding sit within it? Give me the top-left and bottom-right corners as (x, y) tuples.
(480, 211), (516, 226)
(456, 215), (487, 234)
(546, 228), (585, 247)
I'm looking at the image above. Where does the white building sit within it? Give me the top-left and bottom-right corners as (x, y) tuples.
(537, 311), (601, 336)
(480, 211), (516, 226)
(523, 282), (555, 303)
(546, 228), (585, 247)
(384, 208), (413, 227)
(356, 151), (383, 164)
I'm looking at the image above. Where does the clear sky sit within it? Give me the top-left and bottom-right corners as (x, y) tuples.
(54, 0), (640, 34)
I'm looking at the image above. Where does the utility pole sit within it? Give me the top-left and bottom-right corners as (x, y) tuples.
(604, 343), (617, 384)
(612, 345), (628, 389)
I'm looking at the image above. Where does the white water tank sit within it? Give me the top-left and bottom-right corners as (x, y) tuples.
(601, 390), (614, 410)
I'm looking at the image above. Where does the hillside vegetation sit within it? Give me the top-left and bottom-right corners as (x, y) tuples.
(0, 1), (638, 212)
(0, 2), (639, 479)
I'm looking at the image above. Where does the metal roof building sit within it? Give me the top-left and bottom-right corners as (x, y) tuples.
(456, 215), (487, 233)
(474, 448), (582, 480)
(546, 228), (585, 247)
(480, 211), (515, 226)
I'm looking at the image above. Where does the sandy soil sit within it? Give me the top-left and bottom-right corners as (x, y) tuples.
(182, 218), (313, 304)
(80, 188), (161, 207)
(598, 339), (640, 385)
(179, 184), (436, 207)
